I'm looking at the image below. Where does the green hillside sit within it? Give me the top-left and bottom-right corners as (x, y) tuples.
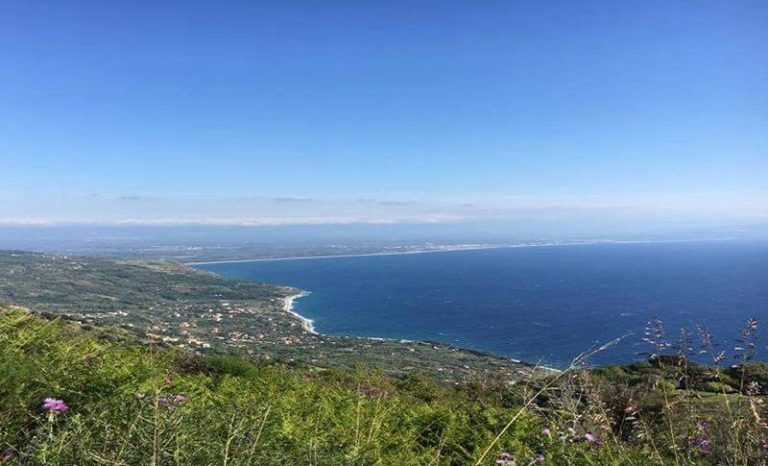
(2, 307), (768, 464)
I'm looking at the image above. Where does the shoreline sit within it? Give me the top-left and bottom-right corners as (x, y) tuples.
(282, 291), (316, 334)
(186, 238), (729, 266)
(194, 237), (736, 372)
(186, 244), (508, 265)
(279, 289), (564, 372)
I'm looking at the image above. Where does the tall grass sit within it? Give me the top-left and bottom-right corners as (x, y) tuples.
(1, 306), (766, 465)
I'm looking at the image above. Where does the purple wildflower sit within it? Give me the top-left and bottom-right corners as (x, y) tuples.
(1, 449), (14, 461)
(535, 454), (545, 463)
(759, 438), (768, 453)
(692, 437), (711, 450)
(540, 428), (551, 437)
(42, 398), (68, 412)
(158, 396), (170, 406)
(582, 432), (603, 448)
(174, 394), (188, 404)
(495, 450), (516, 466)
(697, 420), (710, 431)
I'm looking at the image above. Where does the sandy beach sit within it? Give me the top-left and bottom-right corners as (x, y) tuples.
(185, 244), (508, 265)
(283, 291), (316, 334)
(186, 239), (717, 266)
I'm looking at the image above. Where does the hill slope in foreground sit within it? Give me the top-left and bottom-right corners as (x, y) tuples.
(2, 305), (768, 465)
(0, 251), (532, 381)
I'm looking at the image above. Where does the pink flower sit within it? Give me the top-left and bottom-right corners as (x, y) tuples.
(174, 395), (188, 404)
(541, 428), (551, 437)
(584, 433), (595, 443)
(692, 437), (710, 449)
(496, 450), (516, 466)
(42, 398), (68, 412)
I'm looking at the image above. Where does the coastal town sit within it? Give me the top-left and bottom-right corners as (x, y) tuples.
(0, 251), (535, 382)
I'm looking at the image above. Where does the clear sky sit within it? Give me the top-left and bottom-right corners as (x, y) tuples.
(1, 1), (766, 231)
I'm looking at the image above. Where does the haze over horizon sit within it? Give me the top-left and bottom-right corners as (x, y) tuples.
(2, 1), (766, 236)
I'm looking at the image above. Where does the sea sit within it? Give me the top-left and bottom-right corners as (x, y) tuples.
(194, 241), (768, 368)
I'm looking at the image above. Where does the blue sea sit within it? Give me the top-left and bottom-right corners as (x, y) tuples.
(195, 241), (768, 368)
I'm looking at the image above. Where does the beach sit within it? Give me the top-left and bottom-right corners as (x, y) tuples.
(283, 291), (316, 334)
(186, 243), (506, 265)
(186, 238), (720, 266)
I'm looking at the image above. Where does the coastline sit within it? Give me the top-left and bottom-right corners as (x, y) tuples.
(279, 289), (564, 372)
(185, 238), (727, 266)
(191, 237), (737, 372)
(186, 244), (507, 265)
(283, 290), (316, 334)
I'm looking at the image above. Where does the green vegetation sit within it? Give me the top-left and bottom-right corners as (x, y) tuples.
(0, 251), (531, 381)
(0, 306), (541, 465)
(2, 306), (767, 465)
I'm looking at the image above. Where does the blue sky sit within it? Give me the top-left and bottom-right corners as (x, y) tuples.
(1, 1), (766, 230)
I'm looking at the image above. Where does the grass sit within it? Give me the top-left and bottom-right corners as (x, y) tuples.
(0, 305), (539, 465)
(2, 305), (767, 465)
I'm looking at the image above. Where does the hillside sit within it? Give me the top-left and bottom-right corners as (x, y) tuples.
(0, 251), (533, 381)
(2, 305), (768, 465)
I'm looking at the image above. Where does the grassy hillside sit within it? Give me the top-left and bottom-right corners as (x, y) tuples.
(2, 306), (767, 465)
(0, 251), (531, 381)
(0, 305), (546, 465)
